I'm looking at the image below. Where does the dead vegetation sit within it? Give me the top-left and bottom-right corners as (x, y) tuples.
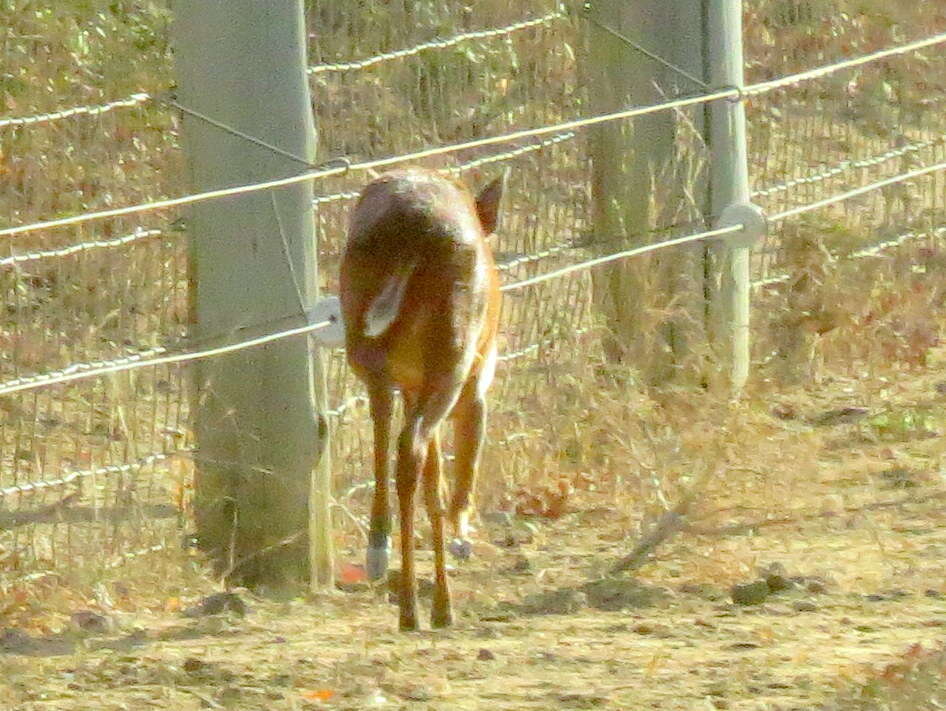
(3, 0), (946, 708)
(4, 332), (946, 708)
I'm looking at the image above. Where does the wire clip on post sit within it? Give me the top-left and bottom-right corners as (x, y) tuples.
(307, 296), (345, 347)
(715, 201), (767, 249)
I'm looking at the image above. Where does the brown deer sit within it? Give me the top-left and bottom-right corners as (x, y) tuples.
(339, 167), (504, 631)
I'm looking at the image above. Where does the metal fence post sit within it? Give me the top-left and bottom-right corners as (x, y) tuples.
(708, 0), (755, 392)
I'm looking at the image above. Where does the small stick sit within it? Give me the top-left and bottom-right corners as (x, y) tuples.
(610, 463), (719, 575)
(689, 487), (946, 536)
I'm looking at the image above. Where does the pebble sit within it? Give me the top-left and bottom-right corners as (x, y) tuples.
(731, 580), (769, 606)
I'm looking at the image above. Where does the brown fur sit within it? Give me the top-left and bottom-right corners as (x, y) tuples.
(340, 167), (503, 630)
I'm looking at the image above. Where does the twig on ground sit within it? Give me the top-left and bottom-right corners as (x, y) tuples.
(688, 487), (946, 536)
(611, 465), (718, 575)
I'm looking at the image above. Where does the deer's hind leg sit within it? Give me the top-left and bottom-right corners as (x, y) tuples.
(447, 346), (496, 560)
(395, 375), (466, 631)
(422, 429), (452, 628)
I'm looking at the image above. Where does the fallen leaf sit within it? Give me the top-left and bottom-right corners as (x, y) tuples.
(302, 688), (335, 701)
(164, 597), (182, 613)
(339, 562), (367, 584)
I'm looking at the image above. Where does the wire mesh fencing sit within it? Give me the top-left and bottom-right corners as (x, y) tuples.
(745, 5), (946, 380)
(307, 0), (597, 522)
(1, 3), (189, 588)
(2, 0), (945, 594)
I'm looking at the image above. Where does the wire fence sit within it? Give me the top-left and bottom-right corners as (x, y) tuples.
(2, 0), (945, 591)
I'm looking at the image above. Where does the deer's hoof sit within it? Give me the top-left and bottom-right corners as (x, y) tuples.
(449, 537), (473, 561)
(366, 543), (391, 581)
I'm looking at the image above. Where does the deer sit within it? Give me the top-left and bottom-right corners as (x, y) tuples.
(339, 167), (504, 631)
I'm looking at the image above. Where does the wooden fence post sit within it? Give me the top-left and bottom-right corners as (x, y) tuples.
(173, 0), (332, 588)
(585, 0), (709, 385)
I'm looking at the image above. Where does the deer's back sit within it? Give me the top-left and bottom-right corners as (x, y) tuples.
(340, 169), (496, 392)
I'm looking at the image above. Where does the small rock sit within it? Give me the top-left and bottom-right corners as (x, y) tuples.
(69, 610), (111, 635)
(805, 578), (828, 594)
(476, 648), (496, 661)
(182, 592), (248, 618)
(771, 403), (798, 420)
(448, 538), (473, 560)
(792, 600), (818, 613)
(183, 657), (207, 674)
(925, 589), (943, 599)
(759, 563), (794, 593)
(731, 580), (770, 606)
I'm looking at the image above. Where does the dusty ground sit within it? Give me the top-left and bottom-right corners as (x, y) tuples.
(3, 367), (946, 711)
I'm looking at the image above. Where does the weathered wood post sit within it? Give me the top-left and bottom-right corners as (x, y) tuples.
(174, 0), (333, 588)
(585, 0), (708, 385)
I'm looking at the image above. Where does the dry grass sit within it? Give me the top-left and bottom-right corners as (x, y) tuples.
(3, 350), (946, 708)
(3, 0), (946, 708)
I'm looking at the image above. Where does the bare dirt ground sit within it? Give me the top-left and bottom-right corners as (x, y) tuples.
(3, 365), (946, 711)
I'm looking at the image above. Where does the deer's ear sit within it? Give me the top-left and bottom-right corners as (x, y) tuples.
(475, 172), (506, 235)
